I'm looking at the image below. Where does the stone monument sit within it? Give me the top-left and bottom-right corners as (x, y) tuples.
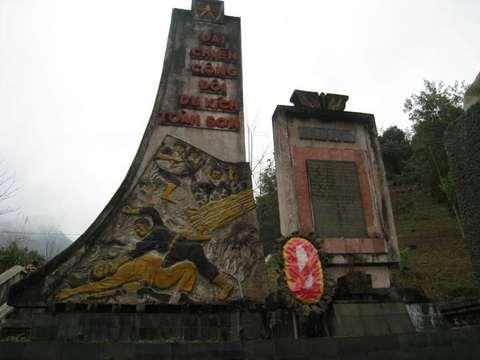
(464, 72), (480, 111)
(272, 91), (413, 337)
(272, 90), (400, 290)
(9, 0), (267, 309)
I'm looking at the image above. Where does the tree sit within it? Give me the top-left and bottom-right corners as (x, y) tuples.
(378, 126), (412, 183)
(403, 80), (465, 194)
(0, 241), (44, 273)
(255, 159), (281, 255)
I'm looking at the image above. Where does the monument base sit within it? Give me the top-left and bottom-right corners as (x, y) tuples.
(2, 298), (415, 342)
(328, 302), (415, 337)
(1, 305), (268, 342)
(1, 325), (480, 360)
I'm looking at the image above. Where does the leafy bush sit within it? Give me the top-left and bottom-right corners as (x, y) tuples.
(403, 80), (465, 195)
(0, 241), (44, 273)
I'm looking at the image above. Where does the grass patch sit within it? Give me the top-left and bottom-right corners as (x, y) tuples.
(0, 335), (30, 343)
(391, 188), (478, 301)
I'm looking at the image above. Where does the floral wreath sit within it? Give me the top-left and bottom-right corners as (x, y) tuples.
(270, 235), (335, 315)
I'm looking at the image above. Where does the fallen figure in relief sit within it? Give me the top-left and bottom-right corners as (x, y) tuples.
(57, 205), (234, 302)
(56, 255), (197, 304)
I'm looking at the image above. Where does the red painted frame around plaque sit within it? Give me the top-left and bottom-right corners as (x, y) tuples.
(291, 146), (386, 254)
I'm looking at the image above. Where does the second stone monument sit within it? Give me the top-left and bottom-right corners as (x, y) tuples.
(273, 90), (400, 290)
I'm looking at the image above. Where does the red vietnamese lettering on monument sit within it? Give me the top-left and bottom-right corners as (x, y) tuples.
(158, 111), (238, 131)
(198, 79), (226, 95)
(179, 95), (239, 113)
(191, 62), (240, 79)
(206, 116), (240, 130)
(190, 47), (239, 63)
(160, 31), (241, 131)
(199, 32), (225, 46)
(158, 111), (201, 127)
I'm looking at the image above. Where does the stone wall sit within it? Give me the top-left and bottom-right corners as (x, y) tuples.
(446, 102), (480, 286)
(1, 301), (414, 342)
(329, 302), (415, 337)
(1, 326), (480, 360)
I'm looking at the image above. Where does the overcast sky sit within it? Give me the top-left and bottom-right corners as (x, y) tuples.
(0, 0), (479, 239)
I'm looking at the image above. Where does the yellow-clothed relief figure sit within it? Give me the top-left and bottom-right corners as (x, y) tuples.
(57, 204), (234, 302)
(57, 255), (197, 302)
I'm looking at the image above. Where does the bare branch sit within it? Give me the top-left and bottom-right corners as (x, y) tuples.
(0, 160), (19, 216)
(251, 143), (272, 174)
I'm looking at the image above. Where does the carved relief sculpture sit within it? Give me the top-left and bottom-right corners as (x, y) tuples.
(53, 136), (261, 304)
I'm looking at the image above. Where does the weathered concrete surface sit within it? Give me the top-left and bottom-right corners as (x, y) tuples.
(439, 297), (480, 327)
(35, 309), (260, 342)
(2, 306), (302, 342)
(329, 302), (415, 337)
(464, 72), (480, 111)
(406, 303), (446, 331)
(9, 0), (267, 307)
(0, 266), (24, 305)
(272, 93), (399, 288)
(2, 326), (480, 360)
(1, 302), (417, 342)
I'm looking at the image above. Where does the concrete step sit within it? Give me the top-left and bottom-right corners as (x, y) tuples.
(0, 265), (25, 305)
(0, 303), (13, 320)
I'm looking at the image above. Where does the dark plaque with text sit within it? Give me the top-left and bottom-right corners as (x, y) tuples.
(299, 127), (355, 143)
(307, 160), (367, 238)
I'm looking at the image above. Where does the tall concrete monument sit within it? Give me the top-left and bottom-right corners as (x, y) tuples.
(10, 0), (267, 307)
(464, 72), (480, 111)
(272, 91), (400, 290)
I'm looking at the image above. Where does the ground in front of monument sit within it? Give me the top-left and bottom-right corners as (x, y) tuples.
(1, 1), (480, 359)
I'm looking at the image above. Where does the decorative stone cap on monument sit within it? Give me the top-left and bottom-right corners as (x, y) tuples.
(464, 72), (480, 111)
(274, 90), (373, 127)
(290, 90), (349, 112)
(192, 0), (224, 23)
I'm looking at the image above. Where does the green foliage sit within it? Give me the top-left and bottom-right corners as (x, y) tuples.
(265, 253), (280, 292)
(438, 173), (456, 207)
(398, 247), (411, 273)
(258, 158), (277, 196)
(378, 126), (412, 183)
(255, 159), (281, 255)
(403, 80), (465, 194)
(0, 241), (44, 273)
(438, 173), (464, 238)
(0, 335), (30, 343)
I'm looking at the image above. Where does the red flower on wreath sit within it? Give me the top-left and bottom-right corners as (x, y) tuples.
(283, 237), (324, 304)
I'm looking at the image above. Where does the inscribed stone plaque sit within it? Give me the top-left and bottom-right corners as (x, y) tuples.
(307, 160), (367, 238)
(299, 127), (355, 143)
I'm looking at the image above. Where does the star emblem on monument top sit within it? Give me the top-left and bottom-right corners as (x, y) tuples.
(197, 3), (216, 18)
(192, 0), (224, 23)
